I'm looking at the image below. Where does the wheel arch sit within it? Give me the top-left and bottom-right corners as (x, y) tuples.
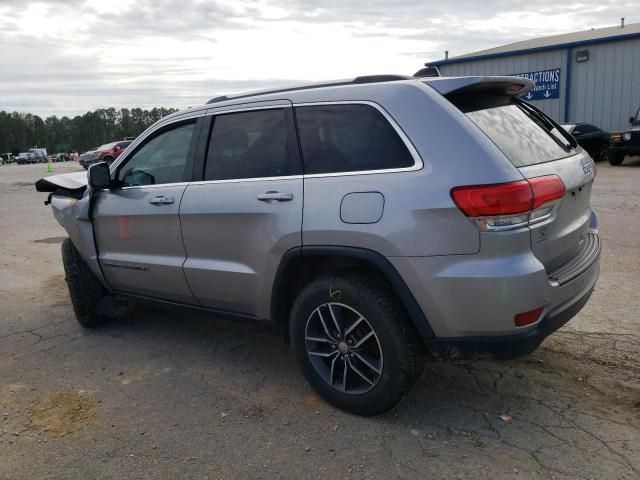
(271, 246), (435, 343)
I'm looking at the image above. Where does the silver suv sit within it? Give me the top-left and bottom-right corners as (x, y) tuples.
(36, 74), (600, 415)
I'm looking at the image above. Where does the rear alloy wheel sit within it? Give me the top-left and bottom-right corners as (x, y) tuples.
(305, 302), (383, 394)
(290, 274), (424, 416)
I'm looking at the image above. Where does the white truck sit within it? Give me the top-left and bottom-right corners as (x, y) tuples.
(16, 148), (47, 164)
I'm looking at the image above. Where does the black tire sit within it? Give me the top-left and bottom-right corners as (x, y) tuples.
(597, 143), (609, 162)
(609, 152), (624, 166)
(61, 238), (110, 327)
(290, 273), (424, 416)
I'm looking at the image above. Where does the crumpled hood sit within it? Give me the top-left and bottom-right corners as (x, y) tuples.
(35, 171), (87, 194)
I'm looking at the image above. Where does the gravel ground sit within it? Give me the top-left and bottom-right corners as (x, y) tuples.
(0, 160), (639, 480)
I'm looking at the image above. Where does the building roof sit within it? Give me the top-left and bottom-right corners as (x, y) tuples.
(429, 22), (640, 66)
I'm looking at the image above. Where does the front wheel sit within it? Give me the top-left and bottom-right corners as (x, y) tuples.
(609, 152), (624, 166)
(597, 143), (609, 162)
(61, 238), (111, 327)
(290, 273), (424, 416)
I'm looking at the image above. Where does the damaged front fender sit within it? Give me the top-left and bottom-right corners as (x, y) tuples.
(35, 171), (106, 285)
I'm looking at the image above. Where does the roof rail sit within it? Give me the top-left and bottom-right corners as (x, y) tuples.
(205, 74), (413, 105)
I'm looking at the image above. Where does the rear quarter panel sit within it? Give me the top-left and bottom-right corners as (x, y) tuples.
(300, 82), (524, 257)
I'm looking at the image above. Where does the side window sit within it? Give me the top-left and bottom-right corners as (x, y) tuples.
(118, 122), (195, 187)
(295, 104), (414, 174)
(204, 109), (297, 181)
(581, 125), (597, 134)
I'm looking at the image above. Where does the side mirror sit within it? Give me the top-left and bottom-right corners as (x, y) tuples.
(114, 145), (122, 151)
(630, 116), (635, 125)
(88, 162), (111, 190)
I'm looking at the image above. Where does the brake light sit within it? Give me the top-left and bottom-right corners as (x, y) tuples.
(528, 175), (566, 209)
(450, 180), (532, 217)
(451, 175), (565, 231)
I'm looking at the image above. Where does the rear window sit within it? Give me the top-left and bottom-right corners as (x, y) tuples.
(295, 104), (414, 174)
(205, 109), (299, 181)
(449, 93), (576, 167)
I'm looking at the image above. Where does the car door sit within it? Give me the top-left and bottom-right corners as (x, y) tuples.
(179, 103), (303, 319)
(92, 116), (203, 303)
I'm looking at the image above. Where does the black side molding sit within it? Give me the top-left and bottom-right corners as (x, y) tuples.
(272, 246), (435, 339)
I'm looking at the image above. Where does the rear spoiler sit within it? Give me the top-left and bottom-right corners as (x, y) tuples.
(422, 76), (534, 97)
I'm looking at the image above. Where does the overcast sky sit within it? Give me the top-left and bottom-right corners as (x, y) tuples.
(0, 0), (635, 117)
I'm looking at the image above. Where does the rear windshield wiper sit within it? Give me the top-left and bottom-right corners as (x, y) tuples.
(515, 100), (576, 150)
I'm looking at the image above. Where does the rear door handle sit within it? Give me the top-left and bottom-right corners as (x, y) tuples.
(257, 191), (294, 202)
(149, 195), (175, 205)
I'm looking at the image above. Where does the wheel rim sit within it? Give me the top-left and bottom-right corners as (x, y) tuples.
(600, 145), (608, 161)
(305, 302), (383, 394)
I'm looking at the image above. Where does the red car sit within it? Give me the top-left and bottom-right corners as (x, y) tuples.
(79, 140), (132, 169)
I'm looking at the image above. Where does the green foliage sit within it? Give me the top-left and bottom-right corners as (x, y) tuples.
(0, 107), (178, 154)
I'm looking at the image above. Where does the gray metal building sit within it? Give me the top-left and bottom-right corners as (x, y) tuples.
(427, 22), (640, 132)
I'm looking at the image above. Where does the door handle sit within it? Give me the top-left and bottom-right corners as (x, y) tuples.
(257, 191), (294, 202)
(148, 195), (175, 205)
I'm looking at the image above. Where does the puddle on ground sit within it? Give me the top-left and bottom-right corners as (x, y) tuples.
(0, 182), (35, 193)
(33, 237), (66, 244)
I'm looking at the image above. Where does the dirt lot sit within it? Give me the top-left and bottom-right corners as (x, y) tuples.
(1, 160), (639, 479)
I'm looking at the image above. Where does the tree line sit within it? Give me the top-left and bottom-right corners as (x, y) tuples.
(0, 107), (178, 155)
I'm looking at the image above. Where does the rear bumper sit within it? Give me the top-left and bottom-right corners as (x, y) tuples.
(424, 268), (597, 361)
(388, 227), (601, 360)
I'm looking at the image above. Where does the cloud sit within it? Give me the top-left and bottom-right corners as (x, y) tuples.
(0, 0), (634, 117)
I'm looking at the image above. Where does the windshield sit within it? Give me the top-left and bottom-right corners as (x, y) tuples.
(449, 92), (576, 167)
(97, 142), (117, 150)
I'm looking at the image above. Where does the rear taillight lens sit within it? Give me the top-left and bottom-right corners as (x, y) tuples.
(528, 175), (566, 209)
(451, 175), (565, 231)
(450, 180), (532, 217)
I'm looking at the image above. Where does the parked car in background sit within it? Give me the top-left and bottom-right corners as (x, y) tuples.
(608, 108), (640, 166)
(79, 140), (132, 169)
(561, 123), (611, 162)
(16, 152), (36, 164)
(36, 74), (600, 416)
(54, 153), (70, 162)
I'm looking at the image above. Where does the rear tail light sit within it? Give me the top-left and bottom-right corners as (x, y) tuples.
(451, 175), (565, 231)
(528, 175), (566, 209)
(514, 306), (545, 327)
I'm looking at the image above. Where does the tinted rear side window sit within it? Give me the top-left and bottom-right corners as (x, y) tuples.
(449, 93), (575, 167)
(205, 109), (298, 181)
(295, 104), (414, 174)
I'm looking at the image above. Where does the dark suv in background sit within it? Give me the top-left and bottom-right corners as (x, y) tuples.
(561, 123), (610, 162)
(79, 140), (132, 169)
(609, 108), (640, 165)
